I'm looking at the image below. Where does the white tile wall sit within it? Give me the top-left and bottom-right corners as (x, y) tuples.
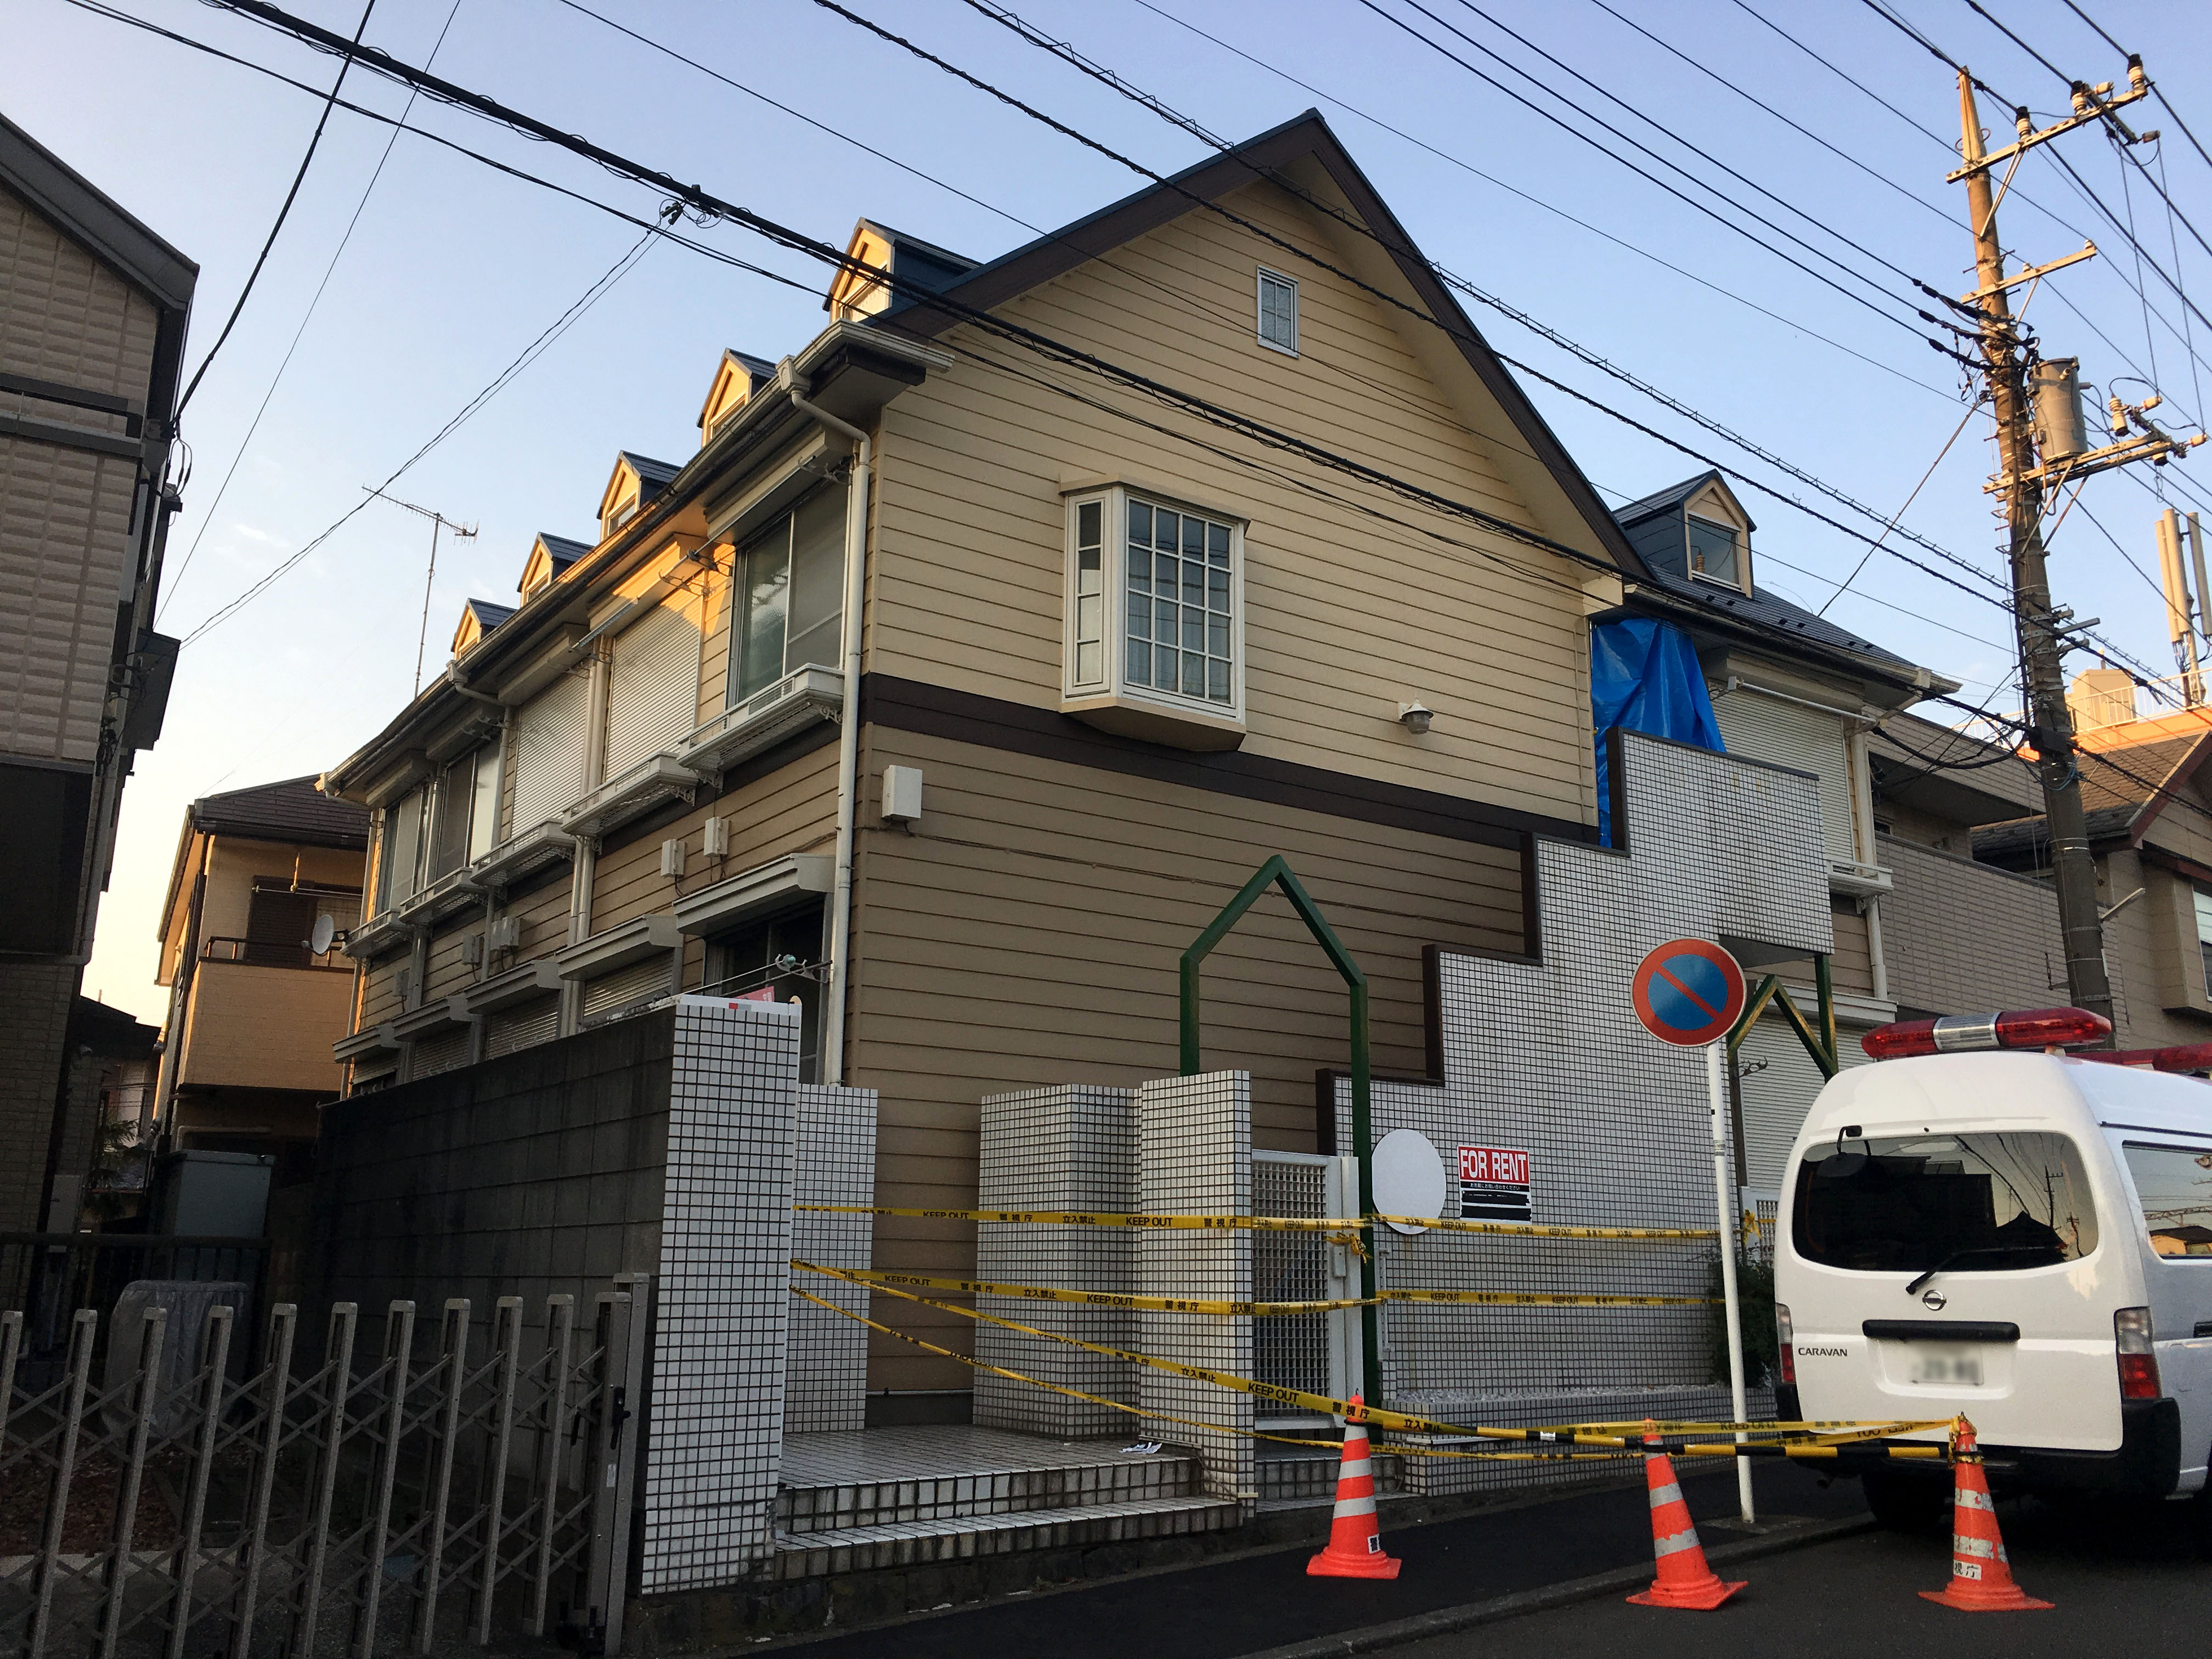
(789, 1084), (879, 1433)
(640, 995), (801, 1589)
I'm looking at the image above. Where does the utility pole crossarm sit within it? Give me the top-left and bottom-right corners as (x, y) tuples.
(1957, 242), (2097, 306)
(1945, 73), (2149, 182)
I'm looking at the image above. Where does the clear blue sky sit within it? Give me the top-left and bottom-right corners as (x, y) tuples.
(8, 0), (2209, 1023)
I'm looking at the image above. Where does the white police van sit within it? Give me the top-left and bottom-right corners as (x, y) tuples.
(1773, 1008), (2212, 1528)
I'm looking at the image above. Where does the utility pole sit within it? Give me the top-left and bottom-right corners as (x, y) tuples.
(1949, 60), (2201, 1030)
(366, 486), (478, 695)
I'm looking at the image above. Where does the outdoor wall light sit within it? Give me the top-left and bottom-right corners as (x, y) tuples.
(1397, 701), (1434, 735)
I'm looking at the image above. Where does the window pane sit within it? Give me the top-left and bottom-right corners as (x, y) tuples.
(2195, 889), (2212, 946)
(736, 532), (791, 699)
(1156, 511), (1178, 551)
(1077, 641), (1101, 683)
(1128, 598), (1151, 641)
(784, 488), (845, 672)
(471, 744), (500, 859)
(1128, 557), (1152, 597)
(1182, 516), (1203, 556)
(2124, 1143), (2212, 1256)
(1182, 651), (1204, 695)
(1076, 594), (1101, 640)
(1687, 516), (1740, 586)
(1156, 597), (1176, 641)
(1127, 500), (1152, 545)
(1207, 613), (1229, 656)
(1078, 546), (1101, 595)
(1208, 658), (1230, 702)
(1793, 1132), (2098, 1271)
(1182, 606), (1204, 651)
(1128, 637), (1151, 685)
(1208, 568), (1229, 610)
(1156, 644), (1177, 687)
(1078, 500), (1101, 548)
(1182, 560), (1203, 606)
(1209, 523), (1230, 562)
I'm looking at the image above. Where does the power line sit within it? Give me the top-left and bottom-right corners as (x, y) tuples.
(1125, 0), (1948, 396)
(179, 222), (663, 645)
(172, 0), (375, 417)
(161, 0), (466, 622)
(100, 0), (2163, 682)
(2056, 0), (2212, 176)
(1347, 0), (1963, 348)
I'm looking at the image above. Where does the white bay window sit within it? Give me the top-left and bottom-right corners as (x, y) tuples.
(1063, 486), (1245, 749)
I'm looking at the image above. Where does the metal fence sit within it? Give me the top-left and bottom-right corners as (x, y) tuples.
(1, 1277), (647, 1659)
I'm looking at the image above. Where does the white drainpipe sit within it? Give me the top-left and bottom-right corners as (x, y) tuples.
(787, 387), (870, 1086)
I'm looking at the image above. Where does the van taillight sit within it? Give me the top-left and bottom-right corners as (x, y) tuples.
(2115, 1307), (2161, 1401)
(1776, 1303), (1796, 1386)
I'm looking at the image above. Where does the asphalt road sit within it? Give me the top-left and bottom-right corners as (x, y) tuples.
(1390, 1491), (2211, 1659)
(775, 1462), (1868, 1659)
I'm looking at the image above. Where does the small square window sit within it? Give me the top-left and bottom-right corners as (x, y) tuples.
(1257, 269), (1298, 356)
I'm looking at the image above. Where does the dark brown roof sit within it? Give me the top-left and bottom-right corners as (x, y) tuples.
(2076, 735), (2202, 816)
(190, 775), (368, 850)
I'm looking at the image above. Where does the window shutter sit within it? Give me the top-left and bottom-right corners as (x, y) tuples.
(604, 601), (703, 778)
(1712, 692), (1857, 866)
(510, 668), (591, 831)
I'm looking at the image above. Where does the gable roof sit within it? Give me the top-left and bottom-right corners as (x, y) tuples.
(0, 111), (196, 314)
(1971, 723), (2212, 859)
(1613, 469), (1757, 533)
(697, 348), (781, 437)
(827, 219), (979, 319)
(538, 531), (591, 568)
(451, 597), (516, 656)
(623, 452), (681, 494)
(189, 775), (369, 848)
(870, 109), (1649, 580)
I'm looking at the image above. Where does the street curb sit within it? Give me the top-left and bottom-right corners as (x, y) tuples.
(1228, 1515), (1878, 1659)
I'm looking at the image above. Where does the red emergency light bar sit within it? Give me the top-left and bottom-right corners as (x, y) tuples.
(2072, 1042), (2212, 1075)
(1860, 1006), (2113, 1059)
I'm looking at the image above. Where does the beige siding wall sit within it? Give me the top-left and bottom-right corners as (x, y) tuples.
(178, 962), (352, 1093)
(868, 178), (1599, 828)
(844, 724), (1526, 1387)
(1, 182), (158, 768)
(1881, 833), (2062, 1017)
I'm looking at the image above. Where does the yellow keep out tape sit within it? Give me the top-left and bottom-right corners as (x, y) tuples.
(800, 1203), (1714, 1243)
(1380, 1288), (1716, 1308)
(801, 1263), (1370, 1317)
(796, 1203), (1363, 1234)
(792, 1263), (1945, 1447)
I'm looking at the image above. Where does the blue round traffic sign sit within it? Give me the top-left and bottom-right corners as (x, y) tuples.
(1630, 939), (1747, 1047)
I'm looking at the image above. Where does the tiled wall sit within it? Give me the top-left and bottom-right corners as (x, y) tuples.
(1135, 1071), (1252, 1502)
(788, 1082), (878, 1433)
(974, 1085), (1138, 1436)
(1880, 832), (2062, 1014)
(1323, 733), (1826, 1489)
(639, 996), (802, 1590)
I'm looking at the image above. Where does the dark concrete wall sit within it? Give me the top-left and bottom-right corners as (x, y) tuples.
(311, 1012), (674, 1341)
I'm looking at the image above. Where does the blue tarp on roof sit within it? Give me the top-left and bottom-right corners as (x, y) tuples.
(1592, 618), (1723, 845)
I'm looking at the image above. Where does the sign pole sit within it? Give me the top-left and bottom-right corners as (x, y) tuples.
(1705, 1036), (1754, 1523)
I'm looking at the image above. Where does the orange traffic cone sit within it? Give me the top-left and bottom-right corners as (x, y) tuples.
(1306, 1395), (1401, 1579)
(1626, 1423), (1745, 1610)
(1920, 1417), (2052, 1612)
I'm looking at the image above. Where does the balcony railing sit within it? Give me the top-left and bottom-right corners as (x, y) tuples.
(678, 664), (842, 781)
(202, 935), (351, 971)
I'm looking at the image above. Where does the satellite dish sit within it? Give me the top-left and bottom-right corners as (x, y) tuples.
(309, 914), (337, 956)
(1372, 1128), (1447, 1235)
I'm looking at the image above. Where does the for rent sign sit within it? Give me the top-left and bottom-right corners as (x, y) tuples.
(1458, 1144), (1532, 1223)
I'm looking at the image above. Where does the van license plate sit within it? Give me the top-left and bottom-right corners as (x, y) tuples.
(1910, 1345), (1984, 1386)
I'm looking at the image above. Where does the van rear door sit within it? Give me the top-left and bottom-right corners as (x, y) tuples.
(1786, 1128), (2121, 1451)
(2117, 1137), (2212, 1487)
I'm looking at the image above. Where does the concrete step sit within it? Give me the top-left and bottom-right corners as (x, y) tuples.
(769, 1494), (1245, 1578)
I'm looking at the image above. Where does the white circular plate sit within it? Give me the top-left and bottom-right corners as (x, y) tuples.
(1370, 1128), (1447, 1235)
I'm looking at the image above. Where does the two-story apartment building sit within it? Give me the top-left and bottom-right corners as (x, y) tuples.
(1, 113), (194, 1233)
(152, 776), (369, 1188)
(321, 114), (1655, 1393)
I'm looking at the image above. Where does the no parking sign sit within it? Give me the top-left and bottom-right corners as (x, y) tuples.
(1630, 939), (1747, 1047)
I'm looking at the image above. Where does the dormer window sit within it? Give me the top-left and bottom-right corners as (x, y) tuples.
(606, 494), (639, 537)
(1686, 514), (1743, 590)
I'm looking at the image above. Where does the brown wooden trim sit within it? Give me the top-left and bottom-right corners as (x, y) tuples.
(862, 674), (1589, 849)
(1314, 1066), (1445, 1157)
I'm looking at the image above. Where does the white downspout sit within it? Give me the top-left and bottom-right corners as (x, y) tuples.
(788, 387), (870, 1087)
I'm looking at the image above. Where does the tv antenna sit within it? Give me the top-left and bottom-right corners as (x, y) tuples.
(365, 486), (478, 694)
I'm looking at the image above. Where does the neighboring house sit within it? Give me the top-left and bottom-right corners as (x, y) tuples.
(0, 113), (195, 1233)
(151, 777), (370, 1189)
(320, 113), (1656, 1397)
(1602, 472), (1957, 1190)
(64, 997), (161, 1221)
(1975, 681), (2212, 1051)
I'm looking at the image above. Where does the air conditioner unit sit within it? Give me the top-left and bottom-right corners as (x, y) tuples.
(485, 915), (521, 951)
